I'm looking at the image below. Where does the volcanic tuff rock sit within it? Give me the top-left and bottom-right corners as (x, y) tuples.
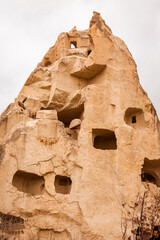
(0, 12), (160, 240)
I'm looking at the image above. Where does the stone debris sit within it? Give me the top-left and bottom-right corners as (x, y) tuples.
(69, 118), (81, 129)
(0, 11), (160, 240)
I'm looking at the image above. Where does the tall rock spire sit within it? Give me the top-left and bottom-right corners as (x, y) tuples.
(0, 12), (160, 240)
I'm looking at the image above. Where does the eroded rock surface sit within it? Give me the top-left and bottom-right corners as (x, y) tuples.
(0, 12), (160, 240)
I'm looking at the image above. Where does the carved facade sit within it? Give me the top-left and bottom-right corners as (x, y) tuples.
(0, 12), (160, 240)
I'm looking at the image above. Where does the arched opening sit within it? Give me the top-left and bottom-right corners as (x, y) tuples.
(141, 158), (160, 187)
(12, 171), (45, 195)
(141, 173), (156, 184)
(54, 175), (72, 194)
(124, 107), (145, 129)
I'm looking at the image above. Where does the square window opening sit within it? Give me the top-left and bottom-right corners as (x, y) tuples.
(92, 129), (117, 150)
(70, 41), (77, 48)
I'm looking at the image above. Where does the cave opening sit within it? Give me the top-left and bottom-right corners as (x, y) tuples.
(54, 175), (72, 194)
(70, 41), (77, 48)
(92, 129), (117, 150)
(12, 171), (45, 195)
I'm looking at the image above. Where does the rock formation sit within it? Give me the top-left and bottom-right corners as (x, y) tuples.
(0, 12), (160, 240)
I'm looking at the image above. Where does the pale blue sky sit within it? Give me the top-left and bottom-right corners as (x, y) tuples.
(0, 0), (160, 117)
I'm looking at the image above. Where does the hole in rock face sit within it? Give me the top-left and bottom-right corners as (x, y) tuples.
(88, 50), (92, 55)
(70, 41), (77, 48)
(92, 129), (117, 150)
(141, 173), (156, 184)
(132, 116), (136, 123)
(54, 175), (72, 194)
(124, 108), (145, 129)
(58, 104), (84, 128)
(12, 171), (45, 195)
(141, 158), (160, 187)
(44, 60), (51, 67)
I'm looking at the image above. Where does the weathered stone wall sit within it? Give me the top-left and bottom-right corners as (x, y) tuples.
(0, 12), (160, 240)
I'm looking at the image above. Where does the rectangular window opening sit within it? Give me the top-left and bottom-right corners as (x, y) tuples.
(92, 129), (117, 150)
(132, 116), (136, 123)
(54, 175), (72, 194)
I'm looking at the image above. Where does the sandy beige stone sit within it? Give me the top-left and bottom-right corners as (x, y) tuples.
(69, 118), (81, 129)
(36, 110), (58, 120)
(0, 11), (160, 240)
